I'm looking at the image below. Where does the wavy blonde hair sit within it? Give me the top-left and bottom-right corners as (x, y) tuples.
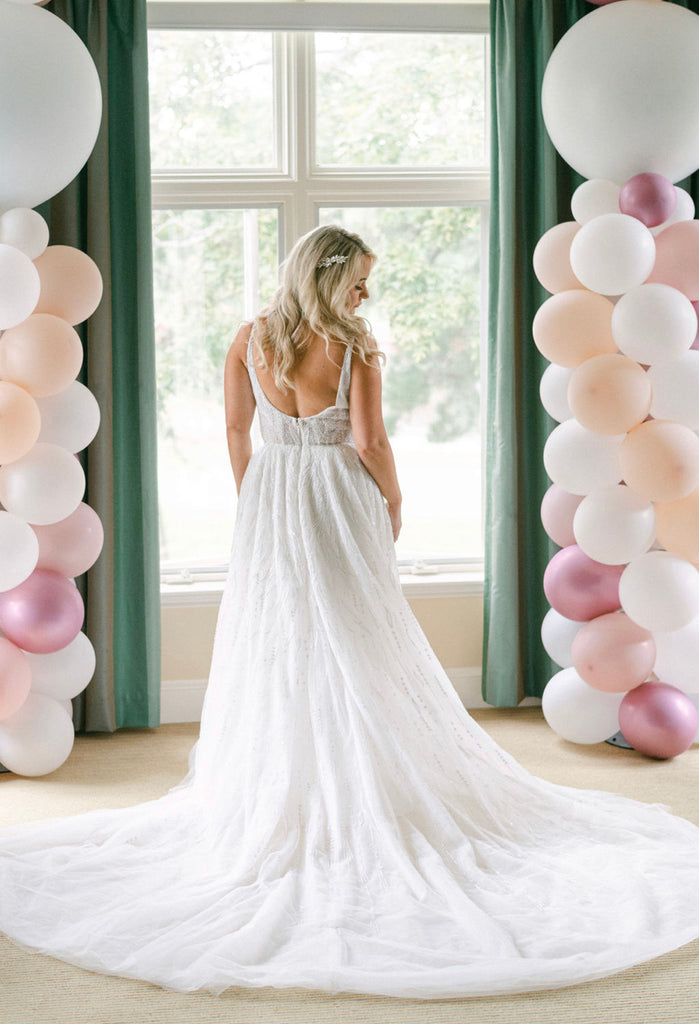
(252, 224), (385, 392)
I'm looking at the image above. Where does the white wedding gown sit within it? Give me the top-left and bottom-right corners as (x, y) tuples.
(1, 331), (699, 999)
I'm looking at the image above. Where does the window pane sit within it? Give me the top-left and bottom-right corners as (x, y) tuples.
(314, 33), (486, 167)
(153, 208), (279, 566)
(148, 31), (276, 168)
(320, 206), (483, 561)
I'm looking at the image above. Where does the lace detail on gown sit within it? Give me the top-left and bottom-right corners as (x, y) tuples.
(0, 319), (698, 998)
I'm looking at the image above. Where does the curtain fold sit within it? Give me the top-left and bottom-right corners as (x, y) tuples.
(42, 0), (160, 730)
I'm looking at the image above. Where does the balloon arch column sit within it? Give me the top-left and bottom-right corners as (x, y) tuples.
(535, 0), (699, 760)
(0, 0), (103, 776)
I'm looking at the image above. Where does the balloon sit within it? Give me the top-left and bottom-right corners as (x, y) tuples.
(648, 351), (699, 429)
(620, 551), (699, 632)
(532, 291), (616, 368)
(541, 608), (582, 668)
(541, 1), (699, 183)
(571, 179), (620, 225)
(533, 222), (583, 293)
(611, 284), (697, 365)
(619, 682), (698, 759)
(0, 1), (101, 210)
(36, 382), (100, 453)
(0, 692), (74, 776)
(544, 545), (624, 622)
(655, 488), (699, 565)
(0, 243), (40, 330)
(540, 484), (583, 548)
(619, 420), (699, 503)
(648, 221), (699, 300)
(543, 420), (623, 496)
(0, 637), (31, 721)
(0, 511), (39, 592)
(0, 442), (85, 525)
(0, 381), (41, 463)
(573, 485), (656, 566)
(567, 353), (651, 435)
(572, 611), (655, 693)
(619, 173), (676, 228)
(0, 314), (83, 397)
(652, 187), (695, 236)
(542, 667), (623, 745)
(653, 614), (699, 693)
(0, 569), (84, 654)
(33, 502), (104, 578)
(26, 629), (96, 701)
(33, 246), (103, 326)
(0, 208), (49, 260)
(569, 214), (655, 296)
(539, 364), (573, 423)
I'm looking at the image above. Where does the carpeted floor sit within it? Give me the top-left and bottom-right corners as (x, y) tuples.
(1, 708), (698, 1024)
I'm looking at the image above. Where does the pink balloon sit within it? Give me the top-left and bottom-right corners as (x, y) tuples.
(33, 246), (103, 327)
(619, 173), (677, 228)
(32, 502), (104, 578)
(691, 300), (699, 351)
(648, 220), (699, 301)
(540, 485), (583, 547)
(0, 637), (31, 721)
(544, 545), (624, 622)
(619, 682), (698, 759)
(571, 611), (655, 693)
(0, 569), (84, 654)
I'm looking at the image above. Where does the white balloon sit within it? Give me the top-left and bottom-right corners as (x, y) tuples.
(0, 442), (85, 525)
(542, 1), (699, 183)
(36, 382), (100, 453)
(571, 179), (620, 225)
(542, 667), (623, 745)
(573, 485), (656, 566)
(652, 187), (695, 236)
(569, 214), (655, 296)
(0, 692), (74, 776)
(0, 243), (40, 329)
(648, 352), (699, 430)
(0, 511), (39, 593)
(57, 698), (74, 718)
(620, 551), (699, 633)
(0, 1), (102, 210)
(543, 420), (623, 496)
(0, 208), (49, 260)
(612, 284), (696, 365)
(26, 630), (96, 701)
(654, 615), (699, 694)
(541, 609), (581, 668)
(539, 364), (573, 423)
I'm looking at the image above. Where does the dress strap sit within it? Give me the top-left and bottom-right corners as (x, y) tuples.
(335, 343), (353, 410)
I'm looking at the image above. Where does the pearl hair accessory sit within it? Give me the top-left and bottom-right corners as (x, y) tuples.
(317, 254), (348, 269)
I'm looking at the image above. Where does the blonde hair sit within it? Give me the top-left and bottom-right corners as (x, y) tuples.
(252, 224), (385, 392)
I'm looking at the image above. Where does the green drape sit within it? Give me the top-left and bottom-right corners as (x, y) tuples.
(43, 0), (160, 730)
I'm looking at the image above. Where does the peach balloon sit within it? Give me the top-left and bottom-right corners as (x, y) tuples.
(655, 487), (699, 564)
(571, 611), (655, 693)
(0, 636), (31, 721)
(0, 314), (83, 397)
(620, 420), (699, 503)
(533, 222), (584, 294)
(541, 485), (583, 547)
(533, 291), (616, 368)
(33, 502), (104, 578)
(648, 220), (699, 301)
(0, 382), (41, 463)
(567, 353), (651, 434)
(33, 246), (103, 326)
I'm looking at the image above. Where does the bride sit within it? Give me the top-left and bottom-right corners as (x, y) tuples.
(0, 224), (698, 1000)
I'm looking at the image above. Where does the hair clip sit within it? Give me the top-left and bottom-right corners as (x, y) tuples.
(317, 254), (349, 269)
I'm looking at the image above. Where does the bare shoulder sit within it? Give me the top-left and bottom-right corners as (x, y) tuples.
(227, 320), (255, 368)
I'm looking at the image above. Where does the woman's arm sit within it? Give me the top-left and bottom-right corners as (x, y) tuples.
(224, 323), (257, 494)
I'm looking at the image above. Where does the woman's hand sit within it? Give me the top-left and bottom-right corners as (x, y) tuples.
(387, 500), (402, 542)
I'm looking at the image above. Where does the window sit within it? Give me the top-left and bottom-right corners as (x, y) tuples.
(148, 2), (489, 582)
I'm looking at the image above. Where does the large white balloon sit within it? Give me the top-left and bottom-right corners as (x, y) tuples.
(539, 364), (573, 423)
(574, 485), (656, 566)
(36, 382), (101, 453)
(543, 420), (623, 496)
(0, 442), (85, 525)
(620, 551), (699, 633)
(648, 352), (699, 430)
(0, 692), (74, 776)
(654, 616), (699, 694)
(0, 512), (39, 593)
(541, 609), (581, 668)
(0, 0), (102, 210)
(612, 284), (696, 365)
(542, 667), (623, 745)
(571, 179), (620, 225)
(0, 243), (40, 329)
(26, 630), (96, 701)
(542, 1), (699, 183)
(569, 214), (655, 296)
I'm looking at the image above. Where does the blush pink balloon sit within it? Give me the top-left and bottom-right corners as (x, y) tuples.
(0, 569), (84, 654)
(619, 173), (677, 228)
(0, 637), (31, 721)
(541, 485), (583, 547)
(619, 682), (698, 759)
(533, 222), (584, 294)
(32, 503), (104, 578)
(571, 611), (655, 693)
(691, 301), (699, 350)
(544, 545), (624, 622)
(33, 246), (103, 327)
(648, 221), (699, 301)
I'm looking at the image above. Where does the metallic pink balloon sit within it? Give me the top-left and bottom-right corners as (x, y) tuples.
(620, 173), (677, 228)
(544, 545), (624, 622)
(0, 569), (84, 654)
(32, 502), (104, 577)
(619, 682), (698, 759)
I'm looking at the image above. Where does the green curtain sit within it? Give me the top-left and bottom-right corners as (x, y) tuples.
(41, 0), (160, 730)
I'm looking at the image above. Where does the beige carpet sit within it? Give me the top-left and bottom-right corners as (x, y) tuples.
(1, 708), (698, 1024)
